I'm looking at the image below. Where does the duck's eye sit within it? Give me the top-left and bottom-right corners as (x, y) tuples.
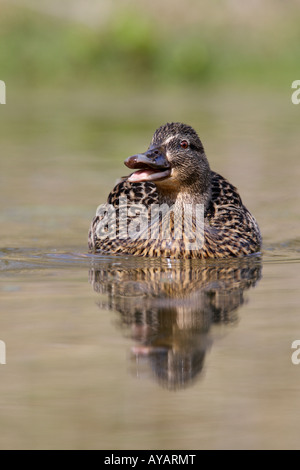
(180, 140), (189, 149)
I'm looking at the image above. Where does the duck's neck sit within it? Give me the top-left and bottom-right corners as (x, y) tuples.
(156, 183), (212, 213)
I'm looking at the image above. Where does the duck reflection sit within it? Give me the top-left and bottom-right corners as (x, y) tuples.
(89, 257), (262, 390)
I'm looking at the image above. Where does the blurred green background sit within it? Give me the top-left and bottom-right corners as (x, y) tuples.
(1, 0), (300, 90)
(0, 0), (299, 250)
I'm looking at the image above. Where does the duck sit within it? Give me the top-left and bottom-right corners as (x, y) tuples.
(88, 122), (261, 259)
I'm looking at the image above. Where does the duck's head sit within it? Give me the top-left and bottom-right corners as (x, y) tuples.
(125, 122), (211, 203)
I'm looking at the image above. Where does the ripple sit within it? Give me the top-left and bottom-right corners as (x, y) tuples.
(0, 240), (299, 274)
(262, 238), (300, 263)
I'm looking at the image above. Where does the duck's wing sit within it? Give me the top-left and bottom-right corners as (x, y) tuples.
(203, 172), (262, 257)
(88, 179), (158, 253)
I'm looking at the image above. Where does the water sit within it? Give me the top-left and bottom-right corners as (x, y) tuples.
(0, 89), (299, 449)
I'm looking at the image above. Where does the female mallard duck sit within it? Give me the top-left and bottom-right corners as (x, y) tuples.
(88, 122), (261, 259)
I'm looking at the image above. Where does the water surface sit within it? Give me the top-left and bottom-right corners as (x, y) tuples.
(0, 89), (299, 449)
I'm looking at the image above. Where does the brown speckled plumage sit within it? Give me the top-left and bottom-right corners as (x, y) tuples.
(89, 122), (261, 258)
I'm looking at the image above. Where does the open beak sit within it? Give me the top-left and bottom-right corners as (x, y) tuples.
(124, 146), (171, 183)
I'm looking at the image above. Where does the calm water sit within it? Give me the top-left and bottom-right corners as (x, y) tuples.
(0, 89), (299, 449)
